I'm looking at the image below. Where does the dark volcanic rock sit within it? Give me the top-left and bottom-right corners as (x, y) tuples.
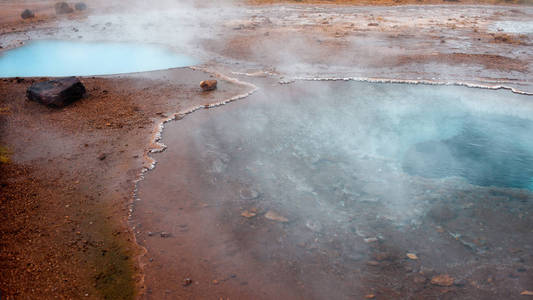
(74, 2), (87, 11)
(21, 9), (35, 19)
(55, 2), (74, 14)
(200, 80), (217, 92)
(27, 77), (86, 107)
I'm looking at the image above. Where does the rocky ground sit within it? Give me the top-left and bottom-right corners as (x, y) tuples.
(0, 0), (532, 299)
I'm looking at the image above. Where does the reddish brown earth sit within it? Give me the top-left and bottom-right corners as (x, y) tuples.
(0, 71), (251, 299)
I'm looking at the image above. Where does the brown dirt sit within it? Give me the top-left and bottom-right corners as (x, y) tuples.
(395, 53), (528, 72)
(0, 71), (251, 299)
(248, 0), (532, 5)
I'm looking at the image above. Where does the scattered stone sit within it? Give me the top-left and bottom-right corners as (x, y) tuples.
(147, 231), (153, 237)
(55, 2), (74, 14)
(27, 77), (86, 107)
(364, 294), (375, 299)
(200, 80), (217, 92)
(265, 210), (288, 223)
(239, 188), (259, 200)
(183, 278), (192, 286)
(21, 9), (35, 19)
(521, 290), (533, 296)
(75, 2), (87, 11)
(212, 280), (219, 285)
(97, 153), (106, 161)
(406, 253), (419, 260)
(368, 23), (379, 26)
(241, 210), (257, 218)
(364, 237), (378, 243)
(431, 274), (454, 287)
(160, 232), (171, 238)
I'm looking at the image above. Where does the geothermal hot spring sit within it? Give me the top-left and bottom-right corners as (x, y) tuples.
(0, 40), (196, 77)
(134, 80), (533, 298)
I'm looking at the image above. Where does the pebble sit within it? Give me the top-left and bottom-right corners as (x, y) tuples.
(406, 253), (418, 260)
(160, 232), (171, 238)
(241, 210), (257, 218)
(431, 274), (454, 287)
(183, 278), (192, 286)
(265, 210), (288, 223)
(364, 237), (378, 243)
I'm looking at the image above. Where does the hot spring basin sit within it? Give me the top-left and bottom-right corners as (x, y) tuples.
(0, 40), (197, 77)
(135, 81), (533, 299)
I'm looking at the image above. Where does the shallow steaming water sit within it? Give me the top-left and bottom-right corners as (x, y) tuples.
(0, 40), (197, 77)
(135, 81), (533, 299)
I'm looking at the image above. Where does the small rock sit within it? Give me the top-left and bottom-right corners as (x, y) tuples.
(200, 80), (217, 92)
(368, 23), (379, 26)
(147, 231), (153, 236)
(160, 232), (171, 238)
(521, 290), (533, 296)
(97, 153), (107, 161)
(265, 210), (288, 223)
(406, 253), (419, 260)
(75, 2), (87, 11)
(364, 237), (378, 243)
(366, 260), (380, 266)
(241, 210), (257, 218)
(183, 278), (192, 286)
(21, 9), (35, 19)
(364, 294), (375, 299)
(431, 274), (454, 287)
(55, 2), (74, 14)
(27, 77), (86, 107)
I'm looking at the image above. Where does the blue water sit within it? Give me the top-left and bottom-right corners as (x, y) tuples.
(0, 40), (197, 77)
(167, 81), (533, 191)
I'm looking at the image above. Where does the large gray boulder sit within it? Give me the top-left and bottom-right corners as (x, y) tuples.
(27, 77), (86, 107)
(21, 9), (35, 19)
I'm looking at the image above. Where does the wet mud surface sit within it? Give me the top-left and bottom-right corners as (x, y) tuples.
(135, 80), (533, 299)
